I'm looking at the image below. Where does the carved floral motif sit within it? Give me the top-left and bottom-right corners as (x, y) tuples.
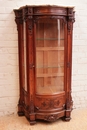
(41, 98), (60, 109)
(28, 20), (33, 34)
(67, 23), (72, 34)
(35, 97), (64, 110)
(28, 8), (33, 14)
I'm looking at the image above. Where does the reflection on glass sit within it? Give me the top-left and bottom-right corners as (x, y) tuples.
(23, 21), (27, 91)
(36, 19), (64, 95)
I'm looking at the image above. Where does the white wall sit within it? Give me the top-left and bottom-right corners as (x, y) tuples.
(0, 0), (87, 116)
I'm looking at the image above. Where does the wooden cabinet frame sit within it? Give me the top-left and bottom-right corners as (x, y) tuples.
(14, 5), (75, 125)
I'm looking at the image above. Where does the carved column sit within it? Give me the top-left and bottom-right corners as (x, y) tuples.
(14, 10), (25, 116)
(65, 8), (75, 120)
(27, 7), (36, 124)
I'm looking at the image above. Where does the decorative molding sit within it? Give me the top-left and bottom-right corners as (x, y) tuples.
(34, 9), (40, 13)
(68, 9), (75, 23)
(23, 7), (33, 21)
(15, 18), (23, 24)
(34, 16), (67, 25)
(23, 8), (28, 21)
(68, 16), (75, 23)
(14, 10), (22, 17)
(28, 8), (33, 14)
(68, 8), (73, 15)
(15, 8), (33, 24)
(14, 10), (23, 24)
(35, 97), (64, 110)
(51, 16), (67, 23)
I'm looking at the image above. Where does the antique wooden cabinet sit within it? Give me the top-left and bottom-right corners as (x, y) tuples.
(14, 5), (75, 125)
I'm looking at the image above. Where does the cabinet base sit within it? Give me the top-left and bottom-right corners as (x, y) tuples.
(17, 109), (72, 124)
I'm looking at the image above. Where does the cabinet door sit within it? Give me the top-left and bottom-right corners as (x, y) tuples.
(35, 19), (65, 95)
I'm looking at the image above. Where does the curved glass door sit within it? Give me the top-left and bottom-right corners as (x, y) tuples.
(36, 19), (64, 95)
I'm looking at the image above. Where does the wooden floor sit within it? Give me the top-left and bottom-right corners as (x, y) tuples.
(0, 108), (87, 130)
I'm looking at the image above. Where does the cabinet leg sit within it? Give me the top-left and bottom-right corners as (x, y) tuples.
(18, 102), (24, 116)
(29, 114), (36, 125)
(64, 117), (71, 121)
(61, 116), (71, 121)
(63, 110), (71, 121)
(29, 120), (36, 125)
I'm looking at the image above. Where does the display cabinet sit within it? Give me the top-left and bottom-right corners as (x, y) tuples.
(14, 5), (75, 125)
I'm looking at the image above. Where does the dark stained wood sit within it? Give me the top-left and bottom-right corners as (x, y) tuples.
(14, 5), (75, 125)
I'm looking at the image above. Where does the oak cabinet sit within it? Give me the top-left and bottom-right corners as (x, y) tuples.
(14, 5), (75, 125)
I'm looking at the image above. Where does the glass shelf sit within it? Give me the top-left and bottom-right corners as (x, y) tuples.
(37, 73), (64, 77)
(36, 65), (64, 68)
(36, 38), (64, 40)
(36, 47), (64, 51)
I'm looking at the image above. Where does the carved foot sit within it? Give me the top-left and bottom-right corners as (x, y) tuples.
(18, 111), (24, 116)
(30, 120), (36, 125)
(64, 117), (71, 121)
(62, 116), (71, 121)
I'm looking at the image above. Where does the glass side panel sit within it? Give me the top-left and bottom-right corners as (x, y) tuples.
(23, 21), (27, 91)
(36, 19), (64, 95)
